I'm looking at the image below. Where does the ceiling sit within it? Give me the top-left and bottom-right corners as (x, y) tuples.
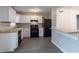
(13, 6), (79, 13)
(13, 6), (57, 13)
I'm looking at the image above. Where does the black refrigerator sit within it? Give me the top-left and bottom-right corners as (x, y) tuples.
(43, 19), (51, 37)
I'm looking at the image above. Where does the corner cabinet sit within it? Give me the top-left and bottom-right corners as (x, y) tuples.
(9, 7), (16, 22)
(0, 7), (16, 22)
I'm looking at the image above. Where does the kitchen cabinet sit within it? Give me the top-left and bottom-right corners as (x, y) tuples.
(0, 28), (23, 52)
(36, 16), (43, 23)
(18, 15), (43, 23)
(39, 28), (43, 37)
(30, 16), (43, 23)
(0, 7), (16, 22)
(0, 7), (9, 21)
(20, 15), (30, 23)
(26, 16), (32, 23)
(9, 7), (16, 22)
(23, 27), (30, 37)
(0, 33), (18, 52)
(15, 14), (20, 23)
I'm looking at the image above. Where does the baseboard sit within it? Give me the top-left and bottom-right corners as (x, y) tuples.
(51, 40), (67, 53)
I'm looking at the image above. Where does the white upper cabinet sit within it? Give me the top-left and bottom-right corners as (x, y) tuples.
(9, 7), (16, 22)
(19, 15), (31, 23)
(0, 7), (16, 22)
(33, 16), (43, 23)
(20, 15), (27, 23)
(0, 7), (9, 21)
(26, 16), (32, 23)
(15, 14), (20, 23)
(0, 7), (43, 23)
(19, 15), (43, 23)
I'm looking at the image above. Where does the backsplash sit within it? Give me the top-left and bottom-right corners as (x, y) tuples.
(16, 23), (43, 28)
(16, 23), (30, 28)
(0, 23), (10, 26)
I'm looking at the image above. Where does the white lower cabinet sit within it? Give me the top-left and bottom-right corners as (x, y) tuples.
(23, 27), (44, 37)
(23, 28), (30, 37)
(0, 33), (18, 52)
(15, 14), (20, 23)
(20, 15), (30, 23)
(17, 15), (43, 23)
(0, 28), (23, 52)
(39, 28), (43, 37)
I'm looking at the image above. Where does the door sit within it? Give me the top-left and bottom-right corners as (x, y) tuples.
(77, 15), (79, 29)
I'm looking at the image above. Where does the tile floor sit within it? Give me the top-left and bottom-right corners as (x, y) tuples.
(14, 37), (62, 53)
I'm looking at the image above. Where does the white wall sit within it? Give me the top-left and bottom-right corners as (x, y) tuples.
(51, 8), (56, 28)
(56, 8), (79, 30)
(51, 8), (57, 48)
(51, 7), (79, 53)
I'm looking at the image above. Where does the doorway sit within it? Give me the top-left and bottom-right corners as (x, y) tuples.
(77, 15), (79, 29)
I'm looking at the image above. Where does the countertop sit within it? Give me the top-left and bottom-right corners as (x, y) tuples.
(9, 28), (23, 32)
(58, 29), (79, 33)
(54, 30), (79, 40)
(0, 28), (23, 33)
(52, 28), (79, 40)
(52, 28), (79, 33)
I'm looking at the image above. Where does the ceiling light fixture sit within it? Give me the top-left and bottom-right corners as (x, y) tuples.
(29, 8), (41, 12)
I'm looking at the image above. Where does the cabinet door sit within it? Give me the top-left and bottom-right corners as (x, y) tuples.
(20, 15), (31, 23)
(19, 15), (43, 23)
(37, 16), (43, 23)
(23, 28), (30, 37)
(30, 16), (43, 23)
(15, 14), (20, 23)
(9, 7), (16, 22)
(20, 15), (26, 23)
(26, 16), (31, 23)
(39, 28), (43, 37)
(0, 7), (9, 21)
